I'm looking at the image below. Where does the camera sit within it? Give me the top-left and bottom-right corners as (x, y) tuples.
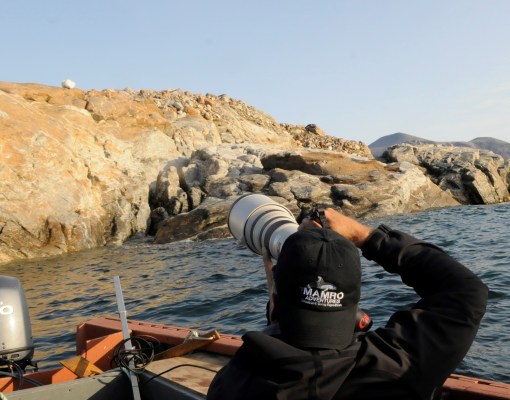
(228, 195), (374, 331)
(228, 194), (299, 259)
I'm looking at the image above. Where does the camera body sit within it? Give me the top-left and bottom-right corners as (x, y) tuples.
(228, 194), (299, 259)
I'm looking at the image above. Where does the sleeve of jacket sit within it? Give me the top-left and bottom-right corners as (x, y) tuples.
(359, 225), (488, 395)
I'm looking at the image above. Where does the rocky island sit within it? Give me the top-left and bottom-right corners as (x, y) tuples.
(1, 82), (509, 265)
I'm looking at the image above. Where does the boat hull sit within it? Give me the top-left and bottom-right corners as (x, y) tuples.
(1, 317), (508, 400)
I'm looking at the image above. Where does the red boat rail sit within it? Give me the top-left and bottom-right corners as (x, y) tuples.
(76, 317), (243, 357)
(79, 318), (510, 399)
(443, 374), (510, 400)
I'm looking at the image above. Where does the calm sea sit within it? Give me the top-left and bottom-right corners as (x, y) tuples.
(1, 203), (509, 383)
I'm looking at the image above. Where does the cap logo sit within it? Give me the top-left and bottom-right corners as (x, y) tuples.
(300, 276), (344, 308)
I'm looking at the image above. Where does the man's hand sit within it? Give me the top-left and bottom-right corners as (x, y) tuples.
(299, 208), (373, 248)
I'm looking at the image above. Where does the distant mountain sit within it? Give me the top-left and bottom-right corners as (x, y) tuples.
(369, 133), (433, 158)
(470, 137), (510, 159)
(369, 133), (510, 159)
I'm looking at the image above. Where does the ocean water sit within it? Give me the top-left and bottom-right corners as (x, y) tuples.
(1, 203), (509, 384)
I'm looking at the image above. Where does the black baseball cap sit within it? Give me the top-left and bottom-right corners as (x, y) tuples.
(273, 228), (361, 350)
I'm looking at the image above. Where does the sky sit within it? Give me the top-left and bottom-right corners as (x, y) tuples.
(2, 0), (510, 145)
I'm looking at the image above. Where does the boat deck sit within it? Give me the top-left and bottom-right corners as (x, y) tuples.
(142, 352), (229, 396)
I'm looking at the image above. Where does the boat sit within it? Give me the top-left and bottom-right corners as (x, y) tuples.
(1, 316), (509, 400)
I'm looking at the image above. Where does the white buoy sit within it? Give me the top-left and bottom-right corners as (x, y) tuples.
(61, 79), (76, 89)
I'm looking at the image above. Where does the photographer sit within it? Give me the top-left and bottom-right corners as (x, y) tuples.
(207, 208), (488, 400)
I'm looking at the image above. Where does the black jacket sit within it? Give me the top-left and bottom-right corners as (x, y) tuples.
(207, 226), (488, 400)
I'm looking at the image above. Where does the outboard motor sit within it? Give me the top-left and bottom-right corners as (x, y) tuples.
(0, 276), (34, 370)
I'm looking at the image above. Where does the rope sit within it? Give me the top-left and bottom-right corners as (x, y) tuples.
(111, 335), (158, 374)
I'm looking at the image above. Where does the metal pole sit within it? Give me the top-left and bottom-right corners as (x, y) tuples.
(114, 276), (142, 400)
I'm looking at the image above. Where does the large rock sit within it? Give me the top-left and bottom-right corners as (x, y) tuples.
(384, 144), (510, 204)
(261, 151), (387, 176)
(0, 85), (178, 263)
(153, 148), (460, 242)
(329, 162), (460, 218)
(0, 82), (370, 264)
(259, 150), (459, 218)
(2, 82), (506, 265)
(153, 197), (235, 243)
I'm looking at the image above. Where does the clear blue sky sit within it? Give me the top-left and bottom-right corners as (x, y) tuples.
(2, 0), (510, 145)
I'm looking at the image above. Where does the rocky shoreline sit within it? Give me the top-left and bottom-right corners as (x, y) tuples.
(1, 82), (509, 265)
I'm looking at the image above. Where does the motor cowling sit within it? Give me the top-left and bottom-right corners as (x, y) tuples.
(0, 276), (34, 368)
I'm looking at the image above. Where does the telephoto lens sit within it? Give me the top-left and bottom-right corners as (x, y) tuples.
(228, 193), (299, 259)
